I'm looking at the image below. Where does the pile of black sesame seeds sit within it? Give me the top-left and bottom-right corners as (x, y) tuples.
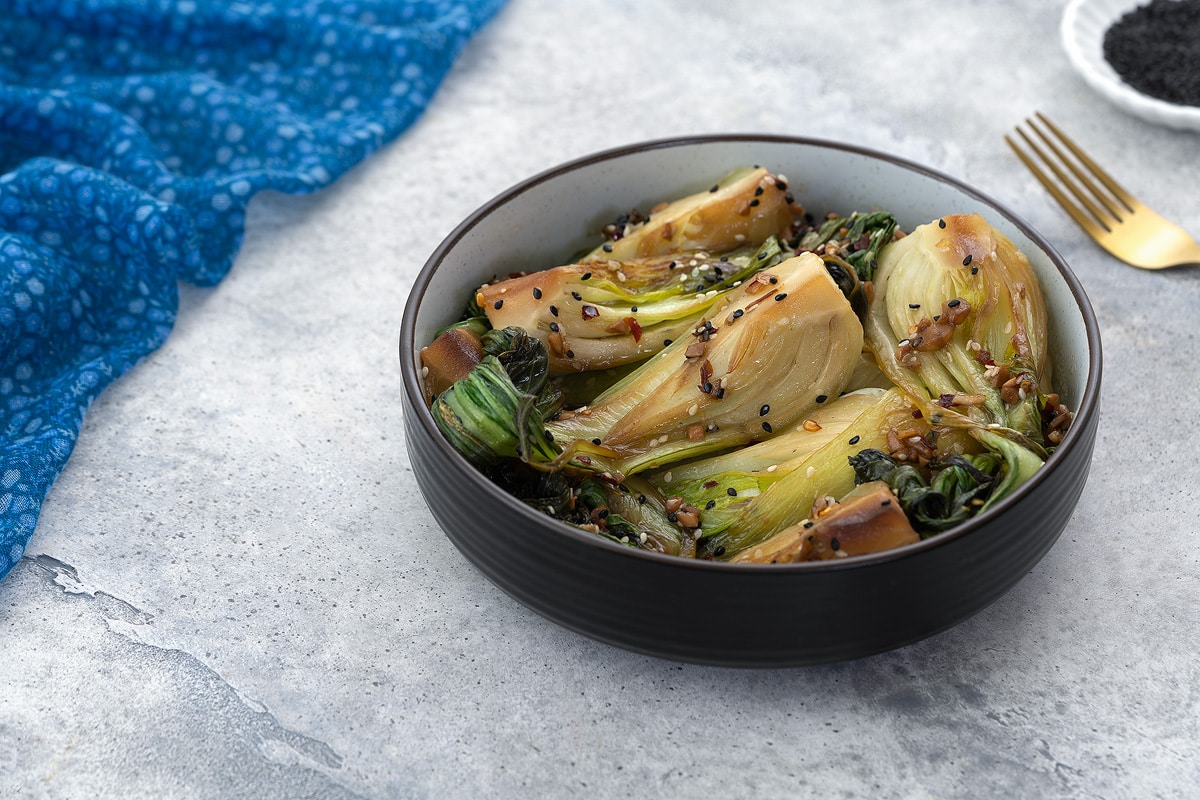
(1103, 0), (1200, 107)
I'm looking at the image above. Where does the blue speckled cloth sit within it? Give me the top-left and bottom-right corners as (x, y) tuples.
(0, 0), (505, 579)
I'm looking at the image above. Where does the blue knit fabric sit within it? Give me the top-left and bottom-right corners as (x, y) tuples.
(0, 0), (505, 579)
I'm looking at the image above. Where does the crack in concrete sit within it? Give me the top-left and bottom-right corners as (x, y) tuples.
(16, 554), (364, 797)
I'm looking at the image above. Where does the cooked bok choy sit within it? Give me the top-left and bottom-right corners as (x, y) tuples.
(478, 237), (788, 374)
(545, 252), (864, 476)
(422, 168), (1074, 564)
(864, 213), (1060, 446)
(583, 166), (795, 262)
(658, 388), (928, 557)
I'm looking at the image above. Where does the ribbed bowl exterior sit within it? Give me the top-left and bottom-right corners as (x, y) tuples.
(400, 135), (1103, 666)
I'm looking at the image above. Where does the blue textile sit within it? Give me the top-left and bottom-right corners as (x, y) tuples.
(0, 0), (505, 579)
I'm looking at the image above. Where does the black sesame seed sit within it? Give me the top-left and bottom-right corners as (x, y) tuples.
(550, 305), (559, 317)
(759, 404), (770, 416)
(703, 381), (713, 393)
(971, 265), (979, 275)
(638, 494), (646, 504)
(881, 499), (892, 506)
(705, 500), (716, 510)
(762, 421), (773, 433)
(715, 388), (725, 399)
(533, 287), (542, 299)
(667, 512), (678, 522)
(909, 303), (921, 309)
(668, 261), (677, 270)
(493, 299), (503, 310)
(581, 272), (591, 281)
(597, 509), (608, 519)
(709, 184), (719, 193)
(591, 438), (601, 445)
(664, 339), (673, 346)
(566, 349), (575, 358)
(757, 251), (768, 260)
(714, 545), (726, 557)
(830, 537), (841, 551)
(749, 199), (760, 207)
(549, 322), (560, 332)
(947, 298), (961, 307)
(727, 487), (738, 497)
(754, 187), (764, 196)
(803, 520), (814, 529)
(630, 306), (638, 312)
(602, 243), (613, 253)
(816, 394), (828, 403)
(571, 291), (582, 301)
(774, 293), (787, 301)
(938, 218), (946, 228)
(733, 309), (744, 319)
(962, 254), (973, 266)
(848, 435), (860, 445)
(769, 276), (778, 284)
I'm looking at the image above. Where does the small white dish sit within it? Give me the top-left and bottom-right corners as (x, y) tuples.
(1061, 0), (1200, 132)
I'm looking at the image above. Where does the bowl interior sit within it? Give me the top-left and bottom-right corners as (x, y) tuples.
(406, 136), (1096, 437)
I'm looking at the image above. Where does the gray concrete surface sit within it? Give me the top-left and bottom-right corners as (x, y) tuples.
(3, 1), (1199, 797)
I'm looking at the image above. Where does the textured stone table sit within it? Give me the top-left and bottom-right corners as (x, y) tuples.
(4, 1), (1198, 797)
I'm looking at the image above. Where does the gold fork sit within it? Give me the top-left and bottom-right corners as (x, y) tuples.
(1005, 113), (1200, 269)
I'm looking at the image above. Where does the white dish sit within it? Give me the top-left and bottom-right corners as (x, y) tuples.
(1061, 0), (1200, 132)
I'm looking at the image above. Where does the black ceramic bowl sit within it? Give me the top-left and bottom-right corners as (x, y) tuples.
(399, 135), (1102, 667)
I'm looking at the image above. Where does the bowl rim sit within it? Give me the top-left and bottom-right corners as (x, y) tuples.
(400, 133), (1104, 573)
(1061, 0), (1200, 131)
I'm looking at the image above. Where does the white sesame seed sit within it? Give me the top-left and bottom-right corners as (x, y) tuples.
(806, 466), (816, 478)
(664, 471), (673, 483)
(687, 404), (698, 416)
(766, 464), (778, 472)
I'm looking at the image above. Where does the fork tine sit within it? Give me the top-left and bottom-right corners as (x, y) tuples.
(1035, 112), (1136, 212)
(1004, 133), (1108, 240)
(1015, 125), (1118, 231)
(1026, 116), (1128, 225)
